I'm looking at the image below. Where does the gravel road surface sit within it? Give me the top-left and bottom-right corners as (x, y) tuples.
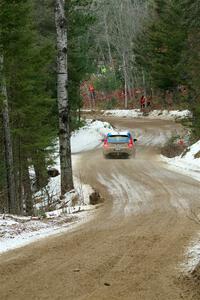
(0, 117), (199, 300)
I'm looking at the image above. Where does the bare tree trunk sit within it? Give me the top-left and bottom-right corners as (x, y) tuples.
(55, 0), (74, 195)
(15, 135), (23, 214)
(33, 153), (48, 191)
(23, 159), (33, 216)
(142, 68), (147, 107)
(104, 15), (113, 66)
(122, 53), (128, 109)
(0, 55), (16, 214)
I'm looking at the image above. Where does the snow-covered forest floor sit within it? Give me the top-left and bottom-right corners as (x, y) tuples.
(0, 120), (113, 253)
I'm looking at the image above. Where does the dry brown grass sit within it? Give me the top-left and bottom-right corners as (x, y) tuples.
(161, 142), (186, 158)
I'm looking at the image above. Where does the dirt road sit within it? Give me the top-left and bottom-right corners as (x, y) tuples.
(0, 118), (200, 300)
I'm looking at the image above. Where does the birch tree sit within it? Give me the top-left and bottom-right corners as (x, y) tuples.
(0, 55), (16, 213)
(55, 0), (74, 195)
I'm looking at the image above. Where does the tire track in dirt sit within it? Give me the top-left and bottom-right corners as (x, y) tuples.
(0, 118), (200, 300)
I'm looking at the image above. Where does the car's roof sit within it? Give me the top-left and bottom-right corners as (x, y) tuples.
(107, 131), (131, 137)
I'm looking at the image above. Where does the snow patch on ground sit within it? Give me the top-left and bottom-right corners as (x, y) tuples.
(0, 172), (97, 254)
(104, 109), (143, 118)
(35, 159), (94, 208)
(35, 120), (114, 204)
(0, 209), (96, 254)
(103, 109), (191, 120)
(180, 234), (200, 273)
(162, 140), (200, 182)
(0, 171), (98, 254)
(71, 119), (113, 153)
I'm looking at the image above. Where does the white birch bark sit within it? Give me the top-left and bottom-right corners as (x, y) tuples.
(0, 55), (16, 213)
(55, 0), (74, 195)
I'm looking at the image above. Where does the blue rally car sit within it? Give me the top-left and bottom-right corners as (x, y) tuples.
(103, 131), (137, 158)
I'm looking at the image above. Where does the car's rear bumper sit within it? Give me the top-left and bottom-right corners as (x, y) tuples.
(103, 147), (134, 156)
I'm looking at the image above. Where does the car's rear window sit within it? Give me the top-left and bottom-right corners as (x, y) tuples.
(107, 135), (129, 143)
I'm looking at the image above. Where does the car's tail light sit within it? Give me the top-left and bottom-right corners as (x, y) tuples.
(128, 138), (133, 148)
(103, 139), (109, 148)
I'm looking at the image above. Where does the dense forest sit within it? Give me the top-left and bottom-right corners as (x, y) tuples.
(0, 0), (199, 215)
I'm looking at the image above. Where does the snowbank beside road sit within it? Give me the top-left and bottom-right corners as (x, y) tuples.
(147, 109), (191, 120)
(162, 140), (200, 182)
(180, 233), (200, 274)
(103, 109), (191, 120)
(104, 109), (143, 118)
(0, 208), (96, 254)
(0, 170), (99, 254)
(71, 119), (113, 153)
(0, 120), (111, 254)
(162, 140), (200, 274)
(36, 120), (114, 203)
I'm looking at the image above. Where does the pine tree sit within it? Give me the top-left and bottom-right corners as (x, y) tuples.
(142, 0), (187, 91)
(0, 54), (16, 213)
(0, 0), (96, 213)
(0, 0), (56, 214)
(182, 0), (200, 139)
